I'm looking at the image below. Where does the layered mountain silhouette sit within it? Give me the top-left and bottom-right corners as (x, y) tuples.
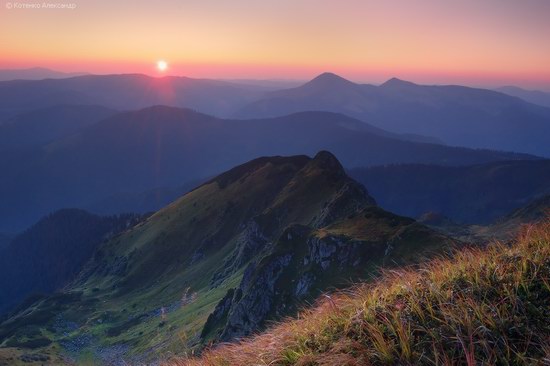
(0, 74), (272, 121)
(0, 152), (452, 363)
(236, 72), (550, 157)
(350, 159), (550, 224)
(496, 86), (550, 108)
(0, 67), (86, 82)
(0, 106), (534, 232)
(2, 72), (549, 156)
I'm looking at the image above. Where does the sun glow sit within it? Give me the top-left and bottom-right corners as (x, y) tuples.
(157, 60), (168, 72)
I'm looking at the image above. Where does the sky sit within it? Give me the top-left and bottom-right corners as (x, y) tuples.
(1, 0), (549, 89)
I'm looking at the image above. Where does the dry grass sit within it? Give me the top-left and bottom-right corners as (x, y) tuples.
(169, 219), (550, 366)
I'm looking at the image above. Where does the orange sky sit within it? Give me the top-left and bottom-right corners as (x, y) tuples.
(1, 0), (549, 89)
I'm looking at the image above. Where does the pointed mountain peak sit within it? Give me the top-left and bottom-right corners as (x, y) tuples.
(380, 77), (417, 88)
(308, 150), (345, 175)
(305, 72), (355, 88)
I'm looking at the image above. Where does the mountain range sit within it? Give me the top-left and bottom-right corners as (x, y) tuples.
(0, 69), (549, 365)
(87, 158), (550, 226)
(350, 159), (550, 224)
(0, 74), (273, 121)
(236, 72), (550, 157)
(496, 85), (550, 108)
(1, 72), (549, 157)
(0, 106), (534, 232)
(0, 68), (87, 82)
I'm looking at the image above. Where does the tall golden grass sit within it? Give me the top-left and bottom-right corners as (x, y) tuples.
(171, 218), (550, 365)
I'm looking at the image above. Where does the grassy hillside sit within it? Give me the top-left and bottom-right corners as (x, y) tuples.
(0, 152), (451, 364)
(176, 218), (550, 365)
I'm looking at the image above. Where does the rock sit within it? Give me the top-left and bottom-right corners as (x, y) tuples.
(295, 273), (316, 296)
(218, 253), (293, 341)
(19, 353), (49, 363)
(200, 288), (236, 339)
(210, 219), (268, 287)
(312, 181), (375, 228)
(307, 235), (361, 270)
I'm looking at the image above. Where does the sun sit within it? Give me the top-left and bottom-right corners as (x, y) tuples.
(156, 60), (168, 72)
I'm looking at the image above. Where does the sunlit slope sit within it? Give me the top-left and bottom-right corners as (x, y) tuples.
(0, 152), (451, 364)
(177, 218), (550, 366)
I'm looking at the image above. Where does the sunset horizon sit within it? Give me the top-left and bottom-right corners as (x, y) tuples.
(2, 0), (549, 89)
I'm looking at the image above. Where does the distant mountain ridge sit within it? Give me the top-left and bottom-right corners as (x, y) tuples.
(495, 85), (550, 108)
(0, 67), (87, 82)
(0, 106), (534, 232)
(349, 159), (550, 224)
(3, 72), (549, 157)
(237, 72), (550, 157)
(0, 73), (275, 121)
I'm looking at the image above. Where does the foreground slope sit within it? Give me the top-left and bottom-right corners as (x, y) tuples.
(0, 152), (451, 364)
(178, 218), (550, 366)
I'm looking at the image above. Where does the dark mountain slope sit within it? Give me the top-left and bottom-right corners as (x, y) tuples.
(502, 194), (550, 223)
(0, 106), (534, 232)
(237, 73), (550, 157)
(0, 105), (117, 150)
(0, 152), (452, 364)
(0, 209), (143, 315)
(349, 159), (550, 224)
(416, 194), (550, 242)
(0, 233), (11, 250)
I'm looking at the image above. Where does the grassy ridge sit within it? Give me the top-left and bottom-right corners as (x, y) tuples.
(175, 218), (550, 365)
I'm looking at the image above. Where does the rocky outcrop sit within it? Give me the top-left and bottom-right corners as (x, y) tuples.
(202, 225), (371, 343)
(200, 288), (237, 339)
(312, 181), (375, 228)
(306, 235), (363, 270)
(210, 219), (269, 288)
(219, 253), (293, 341)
